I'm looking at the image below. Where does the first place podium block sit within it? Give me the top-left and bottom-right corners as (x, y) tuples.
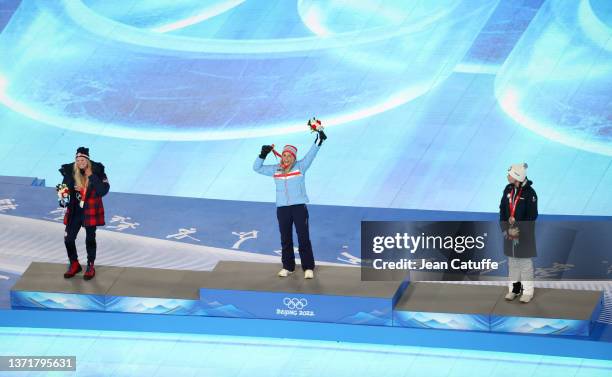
(198, 262), (408, 326)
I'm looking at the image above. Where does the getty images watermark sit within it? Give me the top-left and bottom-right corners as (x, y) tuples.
(360, 220), (612, 281)
(370, 231), (498, 271)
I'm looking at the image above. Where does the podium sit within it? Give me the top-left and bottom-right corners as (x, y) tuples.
(393, 282), (602, 336)
(10, 262), (603, 336)
(198, 261), (407, 325)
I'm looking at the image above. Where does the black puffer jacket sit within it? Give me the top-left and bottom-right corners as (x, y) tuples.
(499, 179), (538, 258)
(59, 161), (109, 198)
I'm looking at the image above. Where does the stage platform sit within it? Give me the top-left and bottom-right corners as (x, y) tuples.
(394, 283), (602, 336)
(491, 288), (604, 335)
(10, 262), (408, 325)
(198, 261), (407, 325)
(10, 262), (210, 315)
(10, 262), (603, 336)
(394, 283), (504, 332)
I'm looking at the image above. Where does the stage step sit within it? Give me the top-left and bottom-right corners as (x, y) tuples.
(10, 262), (209, 315)
(198, 261), (408, 325)
(394, 282), (603, 336)
(394, 282), (503, 332)
(490, 287), (603, 336)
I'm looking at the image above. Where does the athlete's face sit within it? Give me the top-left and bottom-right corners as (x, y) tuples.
(507, 174), (520, 186)
(76, 157), (88, 170)
(282, 152), (295, 167)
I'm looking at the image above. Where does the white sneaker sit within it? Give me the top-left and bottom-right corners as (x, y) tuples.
(505, 292), (518, 301)
(304, 269), (314, 279)
(277, 269), (294, 277)
(520, 294), (533, 303)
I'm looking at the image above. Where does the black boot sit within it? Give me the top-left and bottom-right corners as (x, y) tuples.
(505, 282), (523, 301)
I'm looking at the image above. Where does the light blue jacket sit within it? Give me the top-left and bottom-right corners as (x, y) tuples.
(253, 143), (320, 207)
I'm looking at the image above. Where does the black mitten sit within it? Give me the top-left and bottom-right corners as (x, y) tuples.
(259, 145), (273, 159)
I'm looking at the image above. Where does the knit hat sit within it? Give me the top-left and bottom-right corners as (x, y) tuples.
(508, 163), (528, 182)
(76, 147), (90, 160)
(282, 145), (297, 160)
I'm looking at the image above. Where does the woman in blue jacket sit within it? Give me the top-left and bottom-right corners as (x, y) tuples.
(253, 130), (326, 279)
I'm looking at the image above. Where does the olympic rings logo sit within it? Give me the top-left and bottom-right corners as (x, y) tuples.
(283, 297), (308, 310)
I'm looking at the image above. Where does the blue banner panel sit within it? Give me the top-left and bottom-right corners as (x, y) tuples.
(199, 289), (393, 326)
(393, 311), (490, 331)
(105, 296), (202, 316)
(490, 316), (591, 337)
(10, 291), (105, 311)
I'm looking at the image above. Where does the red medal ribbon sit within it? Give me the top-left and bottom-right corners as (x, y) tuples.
(270, 144), (293, 170)
(509, 186), (523, 218)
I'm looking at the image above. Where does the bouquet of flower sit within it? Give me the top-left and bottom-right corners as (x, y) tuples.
(307, 117), (326, 146)
(56, 183), (70, 207)
(307, 117), (323, 132)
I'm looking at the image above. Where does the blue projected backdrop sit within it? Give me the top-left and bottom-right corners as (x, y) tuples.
(0, 0), (611, 215)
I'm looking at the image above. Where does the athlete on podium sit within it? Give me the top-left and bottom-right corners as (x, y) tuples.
(58, 147), (110, 281)
(253, 119), (326, 280)
(500, 163), (538, 303)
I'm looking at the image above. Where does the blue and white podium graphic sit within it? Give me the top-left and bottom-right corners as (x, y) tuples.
(199, 289), (395, 326)
(10, 291), (106, 312)
(105, 297), (203, 316)
(490, 292), (605, 336)
(393, 312), (490, 331)
(489, 316), (592, 337)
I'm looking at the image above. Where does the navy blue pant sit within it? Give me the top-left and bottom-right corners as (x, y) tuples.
(276, 204), (315, 271)
(65, 212), (97, 264)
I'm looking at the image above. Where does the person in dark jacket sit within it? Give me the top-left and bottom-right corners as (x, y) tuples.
(59, 147), (110, 280)
(499, 163), (538, 303)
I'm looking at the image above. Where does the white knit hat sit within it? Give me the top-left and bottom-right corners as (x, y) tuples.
(508, 163), (528, 182)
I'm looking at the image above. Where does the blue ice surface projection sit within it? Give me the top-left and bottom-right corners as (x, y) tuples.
(0, 0), (498, 139)
(495, 0), (612, 157)
(0, 0), (611, 215)
(1, 328), (611, 377)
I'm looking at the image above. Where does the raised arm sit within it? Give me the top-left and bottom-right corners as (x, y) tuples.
(253, 145), (277, 176)
(298, 141), (321, 172)
(253, 158), (278, 176)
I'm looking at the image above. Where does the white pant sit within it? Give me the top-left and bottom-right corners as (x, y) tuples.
(507, 257), (534, 295)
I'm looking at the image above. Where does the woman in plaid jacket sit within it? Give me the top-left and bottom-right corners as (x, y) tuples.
(60, 147), (110, 280)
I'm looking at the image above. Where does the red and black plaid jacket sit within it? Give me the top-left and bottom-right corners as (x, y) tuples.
(63, 186), (106, 227)
(60, 162), (110, 227)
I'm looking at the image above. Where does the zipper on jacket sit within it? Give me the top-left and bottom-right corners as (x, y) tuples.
(285, 177), (290, 205)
